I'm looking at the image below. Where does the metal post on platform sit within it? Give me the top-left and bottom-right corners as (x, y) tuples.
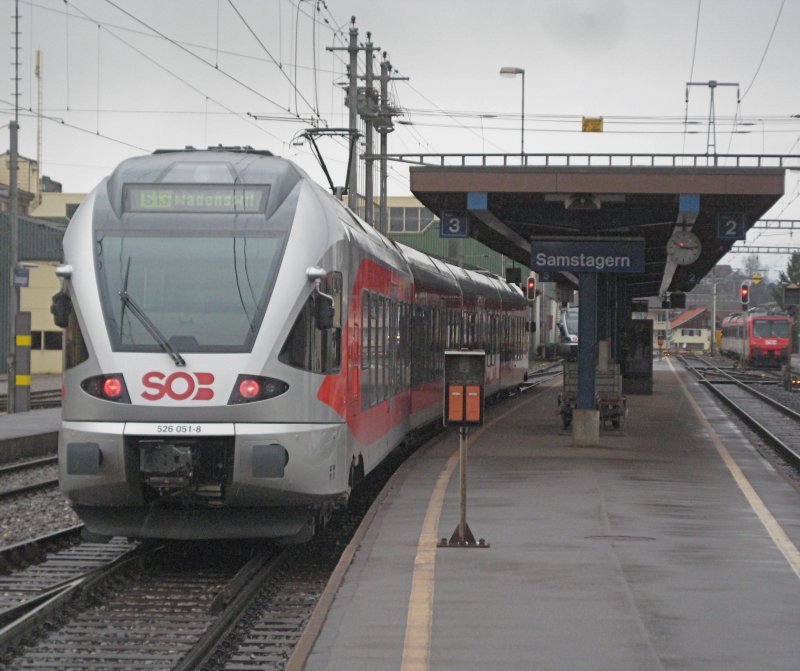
(456, 426), (473, 544)
(13, 311), (31, 412)
(441, 350), (489, 549)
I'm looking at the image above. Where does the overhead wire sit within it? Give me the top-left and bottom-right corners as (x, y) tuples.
(66, 1), (284, 143)
(24, 0), (343, 76)
(98, 0), (295, 117)
(0, 96), (150, 151)
(741, 0), (786, 100)
(227, 0), (321, 121)
(683, 0), (702, 153)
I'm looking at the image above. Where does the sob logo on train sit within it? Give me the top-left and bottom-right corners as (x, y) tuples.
(141, 371), (215, 401)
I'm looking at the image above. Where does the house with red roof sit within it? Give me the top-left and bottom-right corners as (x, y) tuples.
(669, 306), (712, 352)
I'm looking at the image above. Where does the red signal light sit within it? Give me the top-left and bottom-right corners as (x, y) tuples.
(526, 277), (536, 300)
(740, 283), (750, 305)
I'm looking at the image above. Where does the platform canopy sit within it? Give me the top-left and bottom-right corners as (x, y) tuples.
(406, 155), (790, 299)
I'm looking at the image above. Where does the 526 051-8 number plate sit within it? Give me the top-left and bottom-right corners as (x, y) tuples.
(123, 423), (235, 436)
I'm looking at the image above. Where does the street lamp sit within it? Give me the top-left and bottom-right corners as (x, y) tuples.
(499, 66), (525, 155)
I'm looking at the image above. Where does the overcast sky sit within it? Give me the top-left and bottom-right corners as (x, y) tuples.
(2, 0), (799, 277)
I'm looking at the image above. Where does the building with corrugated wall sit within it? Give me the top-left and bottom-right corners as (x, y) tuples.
(385, 196), (521, 277)
(0, 213), (64, 374)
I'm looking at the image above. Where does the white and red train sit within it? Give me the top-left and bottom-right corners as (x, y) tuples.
(52, 148), (529, 542)
(720, 309), (791, 367)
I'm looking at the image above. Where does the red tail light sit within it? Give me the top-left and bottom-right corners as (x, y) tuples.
(239, 378), (261, 399)
(228, 375), (289, 405)
(103, 377), (123, 399)
(81, 374), (131, 403)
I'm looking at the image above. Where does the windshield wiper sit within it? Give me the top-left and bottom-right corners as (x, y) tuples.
(119, 290), (186, 367)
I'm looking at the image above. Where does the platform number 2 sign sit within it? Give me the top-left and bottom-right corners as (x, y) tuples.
(716, 213), (747, 240)
(440, 211), (469, 238)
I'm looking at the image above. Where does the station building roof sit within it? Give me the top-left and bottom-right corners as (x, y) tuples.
(405, 154), (792, 300)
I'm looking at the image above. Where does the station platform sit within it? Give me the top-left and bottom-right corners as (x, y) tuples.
(0, 375), (61, 461)
(0, 407), (60, 462)
(296, 359), (800, 671)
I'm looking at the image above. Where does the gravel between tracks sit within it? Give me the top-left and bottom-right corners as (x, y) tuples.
(0, 488), (80, 547)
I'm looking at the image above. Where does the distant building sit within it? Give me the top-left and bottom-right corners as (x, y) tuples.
(0, 213), (64, 374)
(669, 307), (712, 352)
(0, 152), (39, 215)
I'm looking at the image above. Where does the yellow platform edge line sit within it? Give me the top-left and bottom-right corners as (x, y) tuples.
(669, 358), (800, 579)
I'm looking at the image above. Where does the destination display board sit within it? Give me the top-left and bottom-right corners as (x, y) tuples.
(125, 185), (269, 213)
(530, 237), (645, 274)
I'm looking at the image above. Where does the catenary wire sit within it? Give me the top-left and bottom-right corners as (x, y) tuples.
(98, 0), (296, 116)
(66, 2), (285, 143)
(741, 0), (786, 100)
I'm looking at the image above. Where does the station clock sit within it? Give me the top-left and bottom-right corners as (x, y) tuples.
(666, 229), (702, 265)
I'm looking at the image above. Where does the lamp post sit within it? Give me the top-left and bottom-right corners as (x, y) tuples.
(499, 66), (525, 155)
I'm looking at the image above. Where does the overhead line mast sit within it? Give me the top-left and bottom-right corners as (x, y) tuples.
(6, 0), (21, 412)
(327, 17), (406, 231)
(686, 80), (740, 161)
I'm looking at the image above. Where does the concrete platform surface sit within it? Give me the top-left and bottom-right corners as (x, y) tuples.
(303, 360), (800, 671)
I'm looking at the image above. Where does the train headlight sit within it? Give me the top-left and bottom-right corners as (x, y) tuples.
(228, 375), (289, 404)
(81, 374), (131, 403)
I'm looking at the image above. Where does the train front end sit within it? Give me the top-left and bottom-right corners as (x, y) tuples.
(56, 150), (349, 542)
(749, 316), (791, 367)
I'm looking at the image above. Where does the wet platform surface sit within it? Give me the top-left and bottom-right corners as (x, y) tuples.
(302, 360), (800, 670)
(0, 375), (61, 460)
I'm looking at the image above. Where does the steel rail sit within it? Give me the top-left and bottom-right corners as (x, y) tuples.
(174, 546), (291, 671)
(0, 389), (62, 413)
(679, 355), (800, 468)
(0, 456), (58, 476)
(0, 478), (59, 501)
(0, 525), (83, 576)
(0, 541), (151, 650)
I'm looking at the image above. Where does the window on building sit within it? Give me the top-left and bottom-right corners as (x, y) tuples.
(388, 207), (437, 234)
(43, 331), (63, 350)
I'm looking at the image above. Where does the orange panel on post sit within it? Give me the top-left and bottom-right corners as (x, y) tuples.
(448, 385), (464, 423)
(465, 385), (482, 423)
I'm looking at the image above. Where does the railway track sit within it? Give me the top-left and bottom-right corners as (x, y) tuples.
(0, 377), (554, 668)
(0, 457), (59, 501)
(0, 389), (62, 413)
(679, 354), (800, 470)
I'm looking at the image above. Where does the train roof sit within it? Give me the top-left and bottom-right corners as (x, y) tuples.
(104, 148), (305, 219)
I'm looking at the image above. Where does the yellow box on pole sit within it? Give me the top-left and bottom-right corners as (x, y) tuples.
(581, 116), (604, 132)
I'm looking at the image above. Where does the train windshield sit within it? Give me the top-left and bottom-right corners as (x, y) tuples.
(563, 308), (579, 336)
(96, 231), (286, 352)
(752, 319), (789, 338)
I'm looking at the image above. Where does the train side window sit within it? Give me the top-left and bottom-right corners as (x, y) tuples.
(278, 271), (342, 375)
(361, 291), (373, 409)
(61, 292), (89, 370)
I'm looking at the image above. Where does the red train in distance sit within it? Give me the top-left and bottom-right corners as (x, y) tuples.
(720, 308), (791, 367)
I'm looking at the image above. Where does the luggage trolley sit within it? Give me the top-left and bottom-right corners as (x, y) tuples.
(558, 361), (626, 430)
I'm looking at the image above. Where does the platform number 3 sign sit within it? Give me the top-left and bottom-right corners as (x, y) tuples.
(440, 211), (470, 238)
